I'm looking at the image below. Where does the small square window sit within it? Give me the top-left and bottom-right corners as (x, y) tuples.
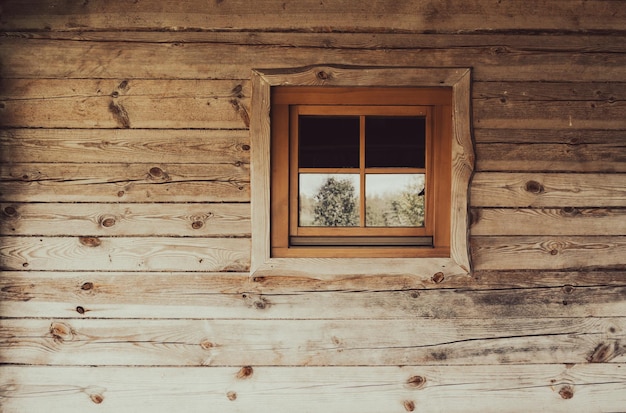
(251, 66), (474, 278)
(271, 88), (452, 258)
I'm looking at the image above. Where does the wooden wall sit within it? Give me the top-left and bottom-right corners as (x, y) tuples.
(1, 1), (625, 411)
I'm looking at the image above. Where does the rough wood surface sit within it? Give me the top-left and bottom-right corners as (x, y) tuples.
(2, 37), (625, 82)
(0, 236), (250, 272)
(2, 317), (624, 366)
(2, 0), (624, 32)
(0, 163), (250, 202)
(1, 365), (625, 413)
(0, 203), (250, 237)
(1, 272), (624, 320)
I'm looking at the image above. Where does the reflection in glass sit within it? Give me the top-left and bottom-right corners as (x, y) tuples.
(365, 116), (426, 168)
(299, 174), (360, 227)
(366, 174), (425, 227)
(299, 116), (360, 168)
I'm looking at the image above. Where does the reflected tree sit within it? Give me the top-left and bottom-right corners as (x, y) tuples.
(313, 177), (358, 226)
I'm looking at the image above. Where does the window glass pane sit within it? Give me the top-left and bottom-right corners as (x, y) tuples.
(299, 116), (360, 168)
(366, 174), (425, 227)
(299, 174), (360, 227)
(365, 116), (426, 168)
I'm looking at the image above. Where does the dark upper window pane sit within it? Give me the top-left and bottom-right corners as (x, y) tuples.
(365, 116), (426, 168)
(299, 116), (360, 168)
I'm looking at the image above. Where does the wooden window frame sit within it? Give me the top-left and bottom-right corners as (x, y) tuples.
(251, 66), (474, 279)
(272, 88), (451, 258)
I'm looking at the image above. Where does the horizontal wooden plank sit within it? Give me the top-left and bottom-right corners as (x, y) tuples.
(2, 37), (625, 82)
(1, 272), (624, 319)
(0, 163), (249, 202)
(0, 203), (250, 237)
(471, 173), (626, 207)
(474, 81), (626, 102)
(0, 79), (250, 128)
(471, 208), (626, 236)
(0, 129), (249, 164)
(2, 0), (624, 32)
(1, 318), (624, 366)
(475, 142), (626, 173)
(475, 128), (626, 144)
(2, 364), (625, 413)
(0, 237), (250, 271)
(6, 31), (626, 54)
(474, 99), (626, 130)
(472, 236), (626, 271)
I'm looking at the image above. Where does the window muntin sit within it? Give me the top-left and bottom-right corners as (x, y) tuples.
(270, 86), (452, 258)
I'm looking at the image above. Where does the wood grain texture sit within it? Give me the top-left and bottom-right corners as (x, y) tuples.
(2, 317), (624, 366)
(2, 36), (625, 82)
(0, 202), (250, 236)
(471, 208), (626, 236)
(2, 0), (624, 32)
(1, 271), (625, 319)
(0, 128), (250, 164)
(1, 364), (624, 413)
(0, 79), (250, 129)
(473, 236), (626, 271)
(0, 236), (250, 272)
(471, 173), (626, 207)
(0, 163), (249, 202)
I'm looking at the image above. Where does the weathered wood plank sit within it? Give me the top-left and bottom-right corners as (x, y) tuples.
(474, 81), (626, 102)
(475, 129), (626, 145)
(2, 364), (624, 413)
(0, 237), (250, 271)
(0, 203), (250, 237)
(1, 318), (624, 366)
(0, 163), (249, 202)
(474, 99), (626, 130)
(1, 272), (624, 319)
(0, 128), (249, 166)
(2, 0), (624, 32)
(471, 173), (626, 207)
(2, 37), (625, 82)
(0, 129), (249, 164)
(0, 79), (250, 128)
(472, 236), (626, 271)
(471, 208), (626, 236)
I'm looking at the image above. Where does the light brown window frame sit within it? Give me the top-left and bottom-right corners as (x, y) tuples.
(271, 87), (452, 258)
(251, 66), (474, 279)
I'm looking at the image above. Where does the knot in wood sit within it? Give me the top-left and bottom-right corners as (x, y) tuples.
(200, 340), (214, 350)
(149, 167), (164, 178)
(562, 285), (575, 294)
(431, 272), (445, 284)
(241, 144), (251, 151)
(403, 400), (416, 411)
(317, 70), (330, 80)
(559, 385), (574, 399)
(236, 366), (254, 379)
(226, 391), (237, 401)
(79, 237), (102, 247)
(3, 206), (17, 217)
(81, 282), (94, 291)
(90, 394), (104, 404)
(406, 375), (426, 389)
(561, 207), (579, 216)
(100, 217), (116, 228)
(524, 180), (545, 194)
(191, 220), (204, 229)
(76, 306), (86, 314)
(50, 322), (75, 343)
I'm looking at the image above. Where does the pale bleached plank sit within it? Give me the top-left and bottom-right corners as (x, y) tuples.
(2, 37), (625, 82)
(0, 163), (249, 202)
(1, 272), (625, 319)
(2, 0), (624, 32)
(471, 208), (626, 236)
(471, 173), (626, 207)
(0, 79), (250, 128)
(0, 237), (250, 271)
(0, 203), (250, 237)
(0, 129), (250, 164)
(2, 365), (625, 413)
(1, 318), (624, 366)
(472, 236), (626, 271)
